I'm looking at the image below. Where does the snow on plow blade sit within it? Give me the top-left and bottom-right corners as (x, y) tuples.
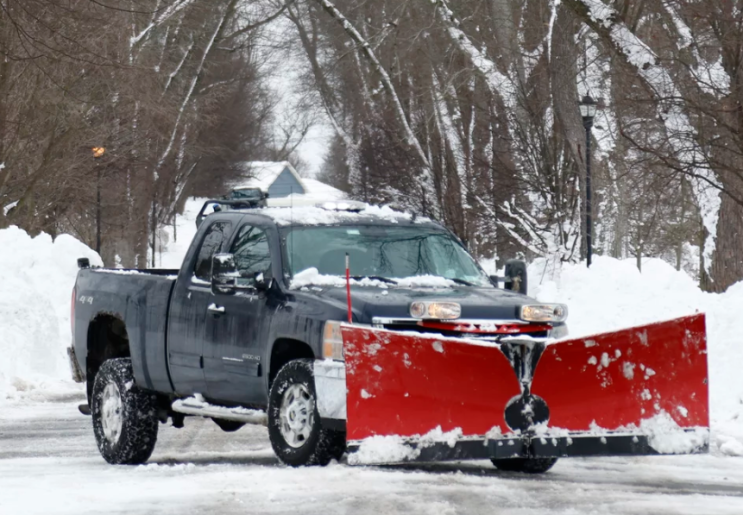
(341, 314), (709, 464)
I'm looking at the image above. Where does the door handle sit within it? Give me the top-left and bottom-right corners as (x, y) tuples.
(208, 303), (225, 315)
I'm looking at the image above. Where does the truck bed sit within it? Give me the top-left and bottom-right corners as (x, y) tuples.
(73, 267), (180, 394)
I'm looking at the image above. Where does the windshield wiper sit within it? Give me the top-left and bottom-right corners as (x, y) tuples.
(351, 275), (398, 285)
(444, 277), (475, 286)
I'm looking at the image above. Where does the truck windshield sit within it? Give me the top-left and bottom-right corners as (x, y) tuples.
(282, 226), (491, 287)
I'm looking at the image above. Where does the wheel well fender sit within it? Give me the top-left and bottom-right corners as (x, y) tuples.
(268, 338), (314, 387)
(86, 314), (130, 400)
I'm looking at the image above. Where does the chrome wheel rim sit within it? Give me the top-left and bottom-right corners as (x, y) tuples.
(279, 383), (314, 448)
(101, 382), (123, 445)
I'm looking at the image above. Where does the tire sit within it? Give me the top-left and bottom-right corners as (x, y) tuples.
(268, 359), (346, 467)
(491, 457), (558, 474)
(213, 418), (245, 432)
(91, 358), (159, 465)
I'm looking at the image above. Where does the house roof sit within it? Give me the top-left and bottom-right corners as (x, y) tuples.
(230, 161), (347, 206)
(231, 161), (303, 192)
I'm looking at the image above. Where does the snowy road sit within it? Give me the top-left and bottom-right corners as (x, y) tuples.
(2, 396), (742, 515)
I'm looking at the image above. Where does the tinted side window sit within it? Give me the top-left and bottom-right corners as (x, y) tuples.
(230, 225), (271, 284)
(194, 222), (231, 281)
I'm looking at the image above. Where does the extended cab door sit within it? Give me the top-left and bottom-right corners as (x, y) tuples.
(167, 219), (232, 396)
(203, 222), (276, 405)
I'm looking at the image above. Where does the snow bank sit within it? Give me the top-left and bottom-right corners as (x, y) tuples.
(0, 226), (101, 403)
(529, 255), (743, 456)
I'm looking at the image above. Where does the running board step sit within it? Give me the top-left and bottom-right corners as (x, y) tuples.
(171, 394), (267, 426)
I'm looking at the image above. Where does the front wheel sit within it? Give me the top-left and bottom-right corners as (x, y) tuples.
(91, 358), (159, 464)
(268, 359), (345, 466)
(491, 457), (558, 474)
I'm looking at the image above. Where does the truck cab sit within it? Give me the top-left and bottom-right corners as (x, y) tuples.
(70, 201), (567, 467)
(172, 201), (565, 402)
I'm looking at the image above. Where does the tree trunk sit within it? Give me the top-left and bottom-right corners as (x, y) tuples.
(708, 186), (743, 292)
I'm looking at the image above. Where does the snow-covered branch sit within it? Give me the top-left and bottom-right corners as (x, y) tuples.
(153, 2), (232, 180)
(433, 0), (516, 108)
(130, 0), (196, 50)
(565, 0), (722, 272)
(312, 0), (431, 171)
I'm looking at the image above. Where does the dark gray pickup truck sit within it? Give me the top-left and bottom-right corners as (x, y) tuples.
(69, 200), (568, 467)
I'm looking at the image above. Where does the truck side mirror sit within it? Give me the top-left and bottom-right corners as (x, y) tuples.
(504, 259), (528, 295)
(211, 253), (239, 295)
(254, 271), (270, 291)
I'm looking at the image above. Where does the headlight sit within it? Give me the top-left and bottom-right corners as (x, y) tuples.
(410, 301), (461, 320)
(520, 304), (568, 323)
(322, 321), (344, 361)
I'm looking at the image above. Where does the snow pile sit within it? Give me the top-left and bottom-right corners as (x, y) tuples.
(529, 256), (743, 456)
(0, 226), (101, 403)
(640, 412), (709, 454)
(290, 268), (389, 290)
(290, 268), (457, 290)
(418, 426), (463, 448)
(349, 426), (466, 465)
(348, 435), (420, 465)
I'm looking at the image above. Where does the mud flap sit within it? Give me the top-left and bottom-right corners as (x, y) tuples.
(341, 314), (709, 462)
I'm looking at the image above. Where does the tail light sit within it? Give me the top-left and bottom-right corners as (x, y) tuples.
(71, 286), (76, 337)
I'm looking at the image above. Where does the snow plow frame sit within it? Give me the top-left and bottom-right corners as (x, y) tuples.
(345, 432), (705, 463)
(339, 314), (709, 464)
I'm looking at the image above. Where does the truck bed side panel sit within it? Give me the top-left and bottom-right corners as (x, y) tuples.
(74, 269), (177, 393)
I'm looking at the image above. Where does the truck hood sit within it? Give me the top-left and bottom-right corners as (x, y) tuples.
(307, 285), (531, 323)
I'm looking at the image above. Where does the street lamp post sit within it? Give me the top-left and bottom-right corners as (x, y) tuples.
(579, 95), (597, 268)
(92, 147), (106, 254)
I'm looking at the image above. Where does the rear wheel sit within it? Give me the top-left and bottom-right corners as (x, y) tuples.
(491, 457), (558, 474)
(268, 359), (345, 466)
(91, 358), (159, 465)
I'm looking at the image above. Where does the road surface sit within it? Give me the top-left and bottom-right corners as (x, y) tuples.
(1, 394), (742, 515)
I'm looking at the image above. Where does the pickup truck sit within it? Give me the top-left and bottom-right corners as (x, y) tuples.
(69, 200), (568, 468)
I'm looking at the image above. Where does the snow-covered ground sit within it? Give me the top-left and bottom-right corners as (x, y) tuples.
(2, 400), (742, 515)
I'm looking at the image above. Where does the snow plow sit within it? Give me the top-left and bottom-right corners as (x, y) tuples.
(334, 314), (709, 469)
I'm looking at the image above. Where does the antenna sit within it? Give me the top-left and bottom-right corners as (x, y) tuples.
(290, 186), (294, 274)
(346, 252), (353, 323)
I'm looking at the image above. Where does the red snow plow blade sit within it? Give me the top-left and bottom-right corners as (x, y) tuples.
(341, 314), (709, 463)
